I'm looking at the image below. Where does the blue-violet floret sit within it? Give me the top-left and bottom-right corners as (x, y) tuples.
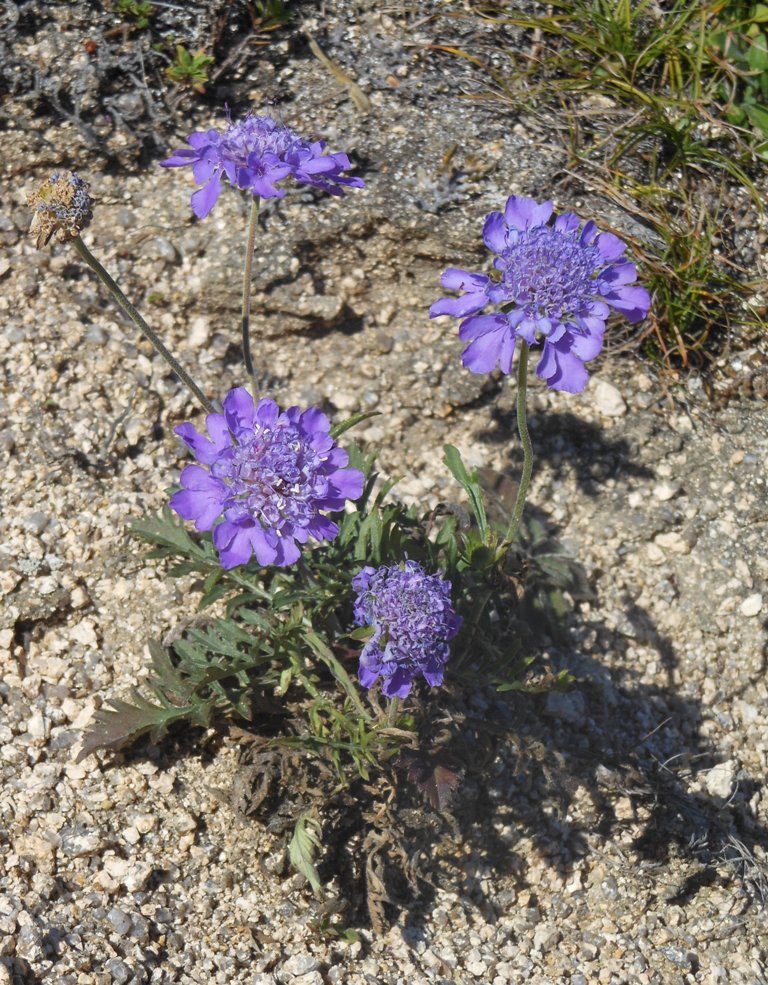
(161, 111), (365, 218)
(352, 560), (462, 698)
(430, 195), (651, 393)
(170, 387), (364, 570)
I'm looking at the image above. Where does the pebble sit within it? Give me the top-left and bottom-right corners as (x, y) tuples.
(22, 511), (50, 535)
(591, 379), (627, 417)
(739, 593), (762, 616)
(653, 482), (679, 502)
(704, 760), (738, 799)
(107, 907), (133, 936)
(281, 953), (320, 977)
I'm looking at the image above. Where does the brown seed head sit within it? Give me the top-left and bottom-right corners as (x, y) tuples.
(27, 171), (93, 249)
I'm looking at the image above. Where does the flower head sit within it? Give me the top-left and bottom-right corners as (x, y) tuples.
(170, 387), (364, 569)
(352, 560), (462, 698)
(27, 171), (93, 249)
(161, 112), (365, 218)
(430, 195), (651, 393)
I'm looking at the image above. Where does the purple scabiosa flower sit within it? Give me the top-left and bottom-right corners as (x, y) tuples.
(161, 111), (365, 218)
(429, 196), (651, 393)
(170, 387), (364, 570)
(352, 560), (462, 698)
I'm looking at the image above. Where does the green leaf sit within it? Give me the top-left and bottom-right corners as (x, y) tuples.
(443, 445), (488, 535)
(745, 100), (768, 137)
(747, 34), (768, 71)
(289, 812), (323, 896)
(330, 411), (379, 439)
(76, 688), (210, 762)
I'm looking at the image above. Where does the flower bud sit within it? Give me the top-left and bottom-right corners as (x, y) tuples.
(27, 171), (93, 249)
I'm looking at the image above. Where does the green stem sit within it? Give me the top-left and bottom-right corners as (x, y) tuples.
(242, 196), (260, 399)
(386, 696), (400, 727)
(504, 341), (534, 544)
(71, 236), (214, 415)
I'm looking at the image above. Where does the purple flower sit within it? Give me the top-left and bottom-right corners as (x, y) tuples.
(170, 388), (364, 570)
(161, 112), (365, 218)
(430, 195), (651, 393)
(352, 561), (462, 698)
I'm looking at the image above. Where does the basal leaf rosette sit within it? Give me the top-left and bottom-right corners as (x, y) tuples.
(171, 387), (364, 569)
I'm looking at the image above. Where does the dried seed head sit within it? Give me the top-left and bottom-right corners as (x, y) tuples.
(27, 171), (93, 249)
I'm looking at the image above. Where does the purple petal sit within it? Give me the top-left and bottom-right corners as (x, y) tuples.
(600, 261), (639, 287)
(504, 195), (553, 231)
(536, 340), (589, 393)
(223, 387), (256, 436)
(298, 406), (331, 437)
(175, 416), (229, 465)
(188, 130), (219, 149)
(570, 325), (605, 361)
(483, 211), (507, 252)
(160, 148), (198, 168)
(462, 328), (516, 375)
(254, 398), (280, 428)
(596, 231), (627, 260)
(381, 668), (413, 698)
(329, 468), (365, 503)
(214, 519), (269, 569)
(430, 293), (488, 318)
(171, 465), (226, 530)
(439, 268), (490, 292)
(190, 175), (222, 219)
(458, 313), (508, 341)
(603, 284), (651, 322)
(553, 212), (581, 235)
(306, 515), (339, 540)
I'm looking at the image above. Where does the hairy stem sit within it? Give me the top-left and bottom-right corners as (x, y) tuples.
(504, 341), (534, 544)
(71, 236), (213, 414)
(242, 196), (260, 399)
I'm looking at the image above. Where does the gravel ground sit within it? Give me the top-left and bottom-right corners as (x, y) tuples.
(2, 2), (768, 983)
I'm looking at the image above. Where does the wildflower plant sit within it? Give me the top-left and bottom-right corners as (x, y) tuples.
(28, 110), (649, 901)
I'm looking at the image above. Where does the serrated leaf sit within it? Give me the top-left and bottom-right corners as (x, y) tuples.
(76, 689), (208, 762)
(131, 509), (198, 554)
(289, 812), (323, 896)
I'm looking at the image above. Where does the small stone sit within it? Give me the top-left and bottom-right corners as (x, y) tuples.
(653, 482), (679, 502)
(739, 593), (762, 617)
(654, 531), (691, 555)
(282, 954), (320, 977)
(23, 512), (50, 535)
(122, 417), (143, 446)
(591, 379), (626, 417)
(187, 315), (210, 347)
(105, 957), (132, 984)
(121, 826), (140, 846)
(107, 907), (132, 936)
(533, 924), (561, 951)
(705, 760), (737, 799)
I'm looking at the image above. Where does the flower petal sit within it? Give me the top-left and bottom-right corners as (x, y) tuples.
(223, 387), (256, 436)
(504, 195), (553, 231)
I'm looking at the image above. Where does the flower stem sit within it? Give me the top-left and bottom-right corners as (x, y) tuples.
(71, 236), (214, 415)
(242, 196), (260, 399)
(386, 696), (400, 727)
(504, 341), (534, 545)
